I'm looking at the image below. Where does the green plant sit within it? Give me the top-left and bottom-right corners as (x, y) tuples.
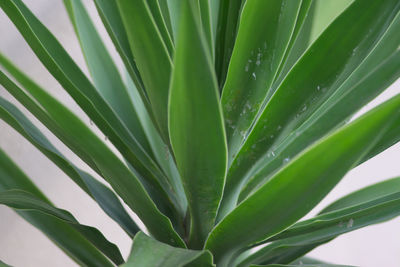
(0, 0), (399, 266)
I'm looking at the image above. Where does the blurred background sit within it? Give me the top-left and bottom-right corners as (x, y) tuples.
(0, 0), (399, 266)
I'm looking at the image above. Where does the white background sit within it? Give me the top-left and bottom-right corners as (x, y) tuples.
(0, 1), (399, 266)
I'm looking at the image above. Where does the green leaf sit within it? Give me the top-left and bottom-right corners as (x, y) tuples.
(117, 0), (173, 142)
(210, 0), (220, 47)
(359, 113), (400, 164)
(165, 0), (181, 41)
(146, 0), (174, 57)
(63, 0), (153, 157)
(92, 0), (147, 101)
(215, 0), (244, 86)
(320, 177), (400, 214)
(271, 182), (400, 242)
(157, 0), (173, 38)
(163, 0), (214, 59)
(206, 93), (400, 266)
(221, 0), (303, 163)
(198, 0), (214, 60)
(0, 96), (140, 237)
(0, 0), (181, 217)
(0, 189), (124, 265)
(0, 150), (115, 267)
(272, 0), (314, 86)
(0, 69), (184, 247)
(0, 51), (183, 221)
(240, 47), (400, 201)
(219, 0), (400, 217)
(236, 178), (400, 266)
(125, 75), (188, 215)
(121, 232), (215, 267)
(0, 260), (12, 267)
(168, 1), (227, 248)
(309, 0), (354, 42)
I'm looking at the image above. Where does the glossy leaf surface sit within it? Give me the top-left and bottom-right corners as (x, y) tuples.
(219, 0), (400, 218)
(0, 190), (124, 265)
(0, 96), (139, 237)
(63, 0), (153, 157)
(221, 0), (302, 161)
(0, 69), (184, 247)
(0, 0), (181, 217)
(237, 177), (400, 266)
(0, 150), (115, 267)
(207, 94), (400, 265)
(121, 232), (214, 267)
(169, 1), (227, 248)
(118, 0), (172, 141)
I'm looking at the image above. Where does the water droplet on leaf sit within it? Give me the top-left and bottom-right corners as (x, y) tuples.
(347, 218), (354, 228)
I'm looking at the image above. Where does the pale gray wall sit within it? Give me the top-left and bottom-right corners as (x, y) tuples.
(0, 1), (399, 266)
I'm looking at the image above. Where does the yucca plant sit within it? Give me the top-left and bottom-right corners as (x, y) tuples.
(0, 0), (399, 266)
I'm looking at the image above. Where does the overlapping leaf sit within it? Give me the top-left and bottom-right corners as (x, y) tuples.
(118, 0), (173, 142)
(241, 47), (400, 200)
(0, 189), (124, 265)
(92, 0), (146, 100)
(0, 96), (139, 237)
(0, 150), (116, 267)
(219, 0), (400, 218)
(0, 69), (184, 247)
(236, 177), (400, 266)
(221, 0), (303, 163)
(0, 0), (182, 219)
(215, 0), (244, 86)
(121, 232), (214, 267)
(168, 1), (227, 248)
(63, 0), (153, 157)
(206, 93), (400, 266)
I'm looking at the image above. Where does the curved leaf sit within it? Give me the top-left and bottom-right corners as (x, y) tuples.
(0, 96), (140, 237)
(0, 150), (115, 267)
(272, 0), (314, 87)
(0, 0), (181, 218)
(63, 0), (153, 157)
(320, 177), (400, 214)
(117, 0), (173, 142)
(215, 0), (244, 86)
(237, 178), (400, 266)
(221, 0), (303, 162)
(240, 47), (400, 201)
(146, 0), (174, 56)
(359, 114), (400, 164)
(168, 1), (227, 248)
(0, 190), (124, 265)
(121, 232), (215, 267)
(0, 69), (184, 247)
(92, 0), (147, 102)
(125, 76), (187, 215)
(219, 0), (400, 217)
(206, 93), (400, 266)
